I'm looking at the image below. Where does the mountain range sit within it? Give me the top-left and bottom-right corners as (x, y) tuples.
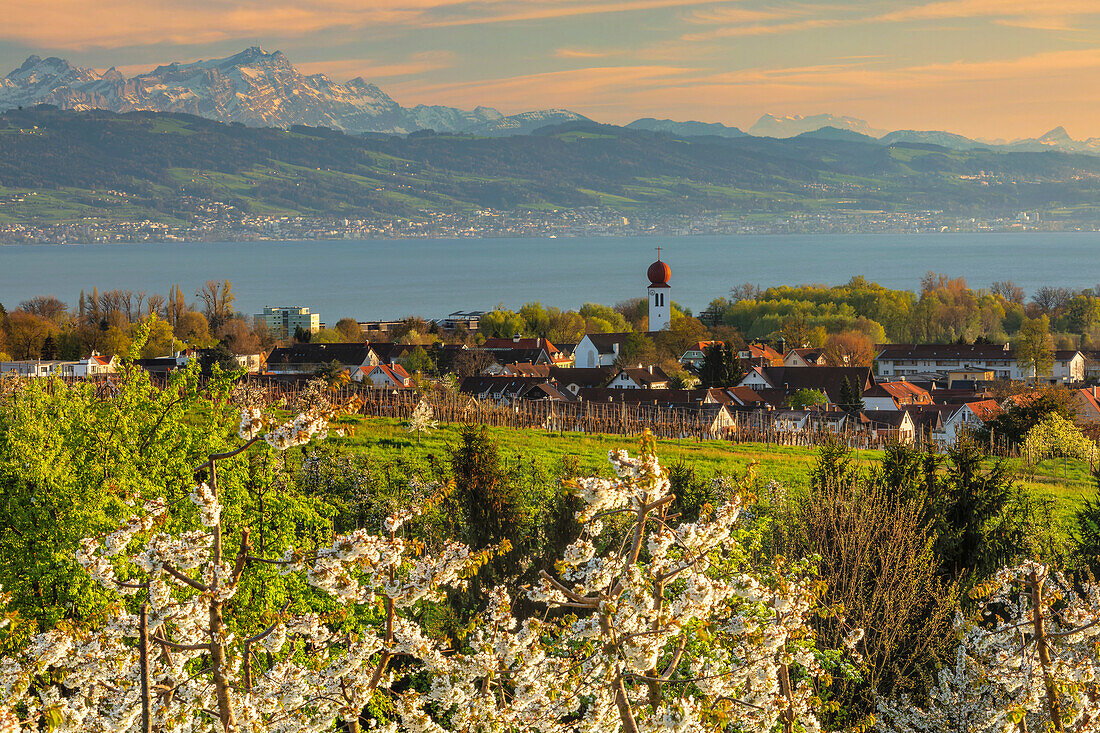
(640, 117), (1100, 155)
(0, 47), (589, 136)
(6, 106), (1100, 231)
(4, 46), (1100, 154)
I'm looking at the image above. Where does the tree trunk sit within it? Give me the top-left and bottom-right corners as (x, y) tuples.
(776, 604), (796, 733)
(613, 672), (640, 733)
(208, 459), (236, 732)
(210, 599), (236, 732)
(140, 603), (152, 733)
(1029, 570), (1063, 732)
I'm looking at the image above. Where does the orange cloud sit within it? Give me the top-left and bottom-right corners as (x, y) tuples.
(423, 0), (741, 27)
(682, 17), (841, 40)
(682, 5), (796, 24)
(555, 48), (619, 59)
(874, 0), (1100, 23)
(0, 0), (741, 49)
(0, 0), (426, 48)
(680, 0), (1100, 43)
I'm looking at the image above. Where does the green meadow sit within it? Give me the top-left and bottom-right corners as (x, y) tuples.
(333, 416), (1096, 543)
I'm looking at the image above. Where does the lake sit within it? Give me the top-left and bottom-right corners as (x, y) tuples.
(1, 232), (1098, 321)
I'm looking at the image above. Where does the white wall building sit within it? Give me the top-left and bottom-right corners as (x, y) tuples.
(574, 333), (628, 368)
(256, 306), (321, 340)
(875, 344), (1032, 380)
(936, 400), (1002, 445)
(1052, 350), (1086, 383)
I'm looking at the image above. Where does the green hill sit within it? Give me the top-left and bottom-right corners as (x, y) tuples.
(2, 107), (1100, 226)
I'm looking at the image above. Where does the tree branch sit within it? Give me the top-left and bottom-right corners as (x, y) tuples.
(162, 562), (208, 592)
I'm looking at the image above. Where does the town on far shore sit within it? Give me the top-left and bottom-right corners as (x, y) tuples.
(1, 251), (1095, 450)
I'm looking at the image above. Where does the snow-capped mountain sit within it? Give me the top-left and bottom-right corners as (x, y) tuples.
(464, 109), (592, 136)
(749, 113), (887, 139)
(0, 47), (584, 136)
(999, 127), (1100, 154)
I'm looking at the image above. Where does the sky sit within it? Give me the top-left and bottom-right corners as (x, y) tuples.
(3, 0), (1100, 140)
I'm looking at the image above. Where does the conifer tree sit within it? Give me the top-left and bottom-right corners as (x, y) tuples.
(700, 343), (723, 387)
(723, 342), (745, 384)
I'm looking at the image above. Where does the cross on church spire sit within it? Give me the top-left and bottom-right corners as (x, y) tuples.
(656, 246), (661, 261)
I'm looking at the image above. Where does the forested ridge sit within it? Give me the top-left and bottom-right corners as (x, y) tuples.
(3, 107), (1100, 223)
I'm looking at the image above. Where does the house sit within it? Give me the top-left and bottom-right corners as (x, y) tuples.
(680, 341), (723, 370)
(875, 343), (1031, 380)
(946, 369), (996, 390)
(1073, 387), (1100, 424)
(0, 360), (78, 377)
(549, 366), (615, 395)
(937, 400), (1003, 445)
(459, 376), (545, 403)
(437, 311), (484, 332)
(365, 342), (431, 366)
(458, 376), (569, 404)
(358, 363), (411, 389)
(233, 352), (266, 373)
(134, 356), (184, 376)
(181, 349), (265, 373)
(577, 388), (699, 405)
(858, 410), (917, 444)
(784, 348), (828, 367)
(674, 404), (735, 439)
(265, 343), (376, 375)
(73, 352), (118, 378)
(806, 411), (849, 434)
(702, 386), (769, 409)
(574, 333), (631, 368)
(518, 383), (575, 402)
(772, 410), (812, 433)
(1085, 352), (1100, 382)
(739, 343), (784, 367)
(482, 336), (570, 365)
(905, 405), (951, 441)
(1000, 391), (1043, 410)
(737, 366), (875, 407)
(607, 366), (670, 390)
(1052, 350), (1086, 383)
(357, 319), (405, 334)
(554, 343), (578, 365)
(498, 363), (551, 378)
(862, 380), (932, 411)
(474, 347), (554, 366)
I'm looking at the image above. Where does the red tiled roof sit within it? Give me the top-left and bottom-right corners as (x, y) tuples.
(964, 400), (1003, 422)
(365, 363), (410, 386)
(505, 362), (551, 377)
(746, 343), (782, 360)
(1003, 391), (1042, 408)
(482, 337), (560, 354)
(1076, 388), (1100, 415)
(869, 381), (932, 402)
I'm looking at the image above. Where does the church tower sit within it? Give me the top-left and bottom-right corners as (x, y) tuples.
(647, 248), (671, 331)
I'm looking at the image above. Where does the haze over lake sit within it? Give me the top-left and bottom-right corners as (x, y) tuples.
(2, 233), (1098, 321)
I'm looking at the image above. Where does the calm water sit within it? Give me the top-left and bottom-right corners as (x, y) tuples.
(1, 233), (1098, 320)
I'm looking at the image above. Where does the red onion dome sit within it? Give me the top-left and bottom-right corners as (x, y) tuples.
(647, 259), (671, 285)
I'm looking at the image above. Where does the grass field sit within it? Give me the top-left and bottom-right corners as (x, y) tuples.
(334, 416), (1096, 541)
